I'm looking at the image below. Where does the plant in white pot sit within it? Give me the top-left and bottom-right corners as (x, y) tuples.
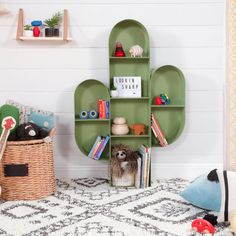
(44, 12), (62, 37)
(24, 24), (33, 37)
(110, 83), (119, 97)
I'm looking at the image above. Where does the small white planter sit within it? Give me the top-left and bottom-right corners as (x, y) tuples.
(110, 90), (119, 97)
(24, 30), (33, 37)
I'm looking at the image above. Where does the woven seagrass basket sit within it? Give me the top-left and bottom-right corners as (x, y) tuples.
(0, 131), (56, 201)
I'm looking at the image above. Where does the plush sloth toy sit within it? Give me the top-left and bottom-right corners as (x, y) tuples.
(111, 144), (138, 178)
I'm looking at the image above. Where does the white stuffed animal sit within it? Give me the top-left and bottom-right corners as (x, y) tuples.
(129, 45), (143, 57)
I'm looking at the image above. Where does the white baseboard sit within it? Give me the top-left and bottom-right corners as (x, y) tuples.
(55, 163), (223, 180)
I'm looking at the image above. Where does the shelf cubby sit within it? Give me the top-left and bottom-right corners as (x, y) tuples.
(110, 136), (150, 151)
(151, 108), (185, 147)
(75, 122), (110, 160)
(109, 19), (149, 58)
(150, 65), (185, 106)
(110, 99), (150, 127)
(110, 60), (149, 97)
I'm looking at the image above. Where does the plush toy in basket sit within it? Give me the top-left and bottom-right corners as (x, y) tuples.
(0, 101), (56, 201)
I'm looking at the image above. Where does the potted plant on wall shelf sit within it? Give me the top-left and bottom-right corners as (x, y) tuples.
(24, 24), (33, 37)
(44, 12), (62, 37)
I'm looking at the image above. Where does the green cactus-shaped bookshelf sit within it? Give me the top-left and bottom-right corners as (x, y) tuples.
(74, 19), (185, 185)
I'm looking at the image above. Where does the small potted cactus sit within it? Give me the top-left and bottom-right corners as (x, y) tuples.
(24, 24), (33, 37)
(44, 12), (62, 37)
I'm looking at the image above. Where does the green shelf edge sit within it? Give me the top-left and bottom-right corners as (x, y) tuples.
(75, 119), (109, 122)
(151, 105), (185, 108)
(111, 97), (150, 100)
(110, 57), (150, 60)
(111, 135), (150, 138)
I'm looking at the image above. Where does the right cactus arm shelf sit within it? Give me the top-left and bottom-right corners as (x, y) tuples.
(150, 65), (185, 146)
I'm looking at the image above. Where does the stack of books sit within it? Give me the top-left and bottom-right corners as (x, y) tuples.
(88, 135), (110, 160)
(98, 99), (109, 119)
(135, 144), (151, 188)
(151, 114), (168, 147)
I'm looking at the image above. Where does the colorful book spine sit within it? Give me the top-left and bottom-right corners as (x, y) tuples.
(98, 99), (103, 119)
(151, 114), (168, 147)
(92, 139), (103, 158)
(93, 136), (105, 159)
(105, 101), (110, 119)
(96, 135), (110, 159)
(102, 100), (106, 118)
(88, 136), (101, 158)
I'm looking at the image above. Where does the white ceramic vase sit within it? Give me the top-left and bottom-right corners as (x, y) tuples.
(111, 124), (129, 135)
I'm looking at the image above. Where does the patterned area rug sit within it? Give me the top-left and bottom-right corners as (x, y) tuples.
(0, 178), (233, 236)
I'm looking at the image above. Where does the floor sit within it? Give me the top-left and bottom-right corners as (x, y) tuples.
(0, 178), (232, 236)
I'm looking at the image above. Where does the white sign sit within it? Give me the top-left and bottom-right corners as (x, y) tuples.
(113, 76), (142, 97)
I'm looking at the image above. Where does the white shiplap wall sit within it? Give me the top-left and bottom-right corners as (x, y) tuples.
(0, 0), (225, 179)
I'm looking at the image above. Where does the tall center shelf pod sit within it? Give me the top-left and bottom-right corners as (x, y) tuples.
(109, 19), (151, 151)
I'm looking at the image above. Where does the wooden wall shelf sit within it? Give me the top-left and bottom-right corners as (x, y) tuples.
(18, 37), (72, 41)
(16, 9), (71, 42)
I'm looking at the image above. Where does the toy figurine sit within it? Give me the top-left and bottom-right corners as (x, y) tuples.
(129, 45), (143, 57)
(155, 93), (171, 105)
(191, 219), (215, 235)
(114, 42), (126, 57)
(111, 144), (138, 186)
(31, 20), (42, 37)
(160, 93), (171, 105)
(155, 96), (162, 105)
(129, 123), (146, 135)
